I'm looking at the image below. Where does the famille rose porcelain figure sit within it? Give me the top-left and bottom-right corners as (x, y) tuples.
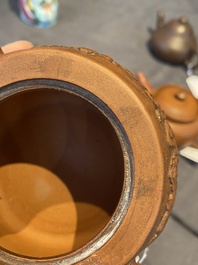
(18, 0), (59, 28)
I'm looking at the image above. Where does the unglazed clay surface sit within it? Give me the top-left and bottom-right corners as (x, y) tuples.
(0, 163), (110, 257)
(0, 89), (123, 257)
(0, 46), (178, 265)
(137, 72), (198, 148)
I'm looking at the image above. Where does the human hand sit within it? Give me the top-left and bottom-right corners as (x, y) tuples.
(1, 40), (33, 54)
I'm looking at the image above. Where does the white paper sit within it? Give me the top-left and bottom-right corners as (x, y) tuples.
(186, 75), (198, 99)
(179, 146), (198, 163)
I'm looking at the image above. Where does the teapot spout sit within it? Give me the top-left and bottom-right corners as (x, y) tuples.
(156, 10), (165, 28)
(136, 72), (154, 94)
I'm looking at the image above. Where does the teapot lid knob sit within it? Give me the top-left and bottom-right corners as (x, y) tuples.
(174, 91), (187, 100)
(180, 16), (188, 24)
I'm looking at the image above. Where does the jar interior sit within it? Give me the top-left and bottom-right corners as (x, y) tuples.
(0, 87), (124, 258)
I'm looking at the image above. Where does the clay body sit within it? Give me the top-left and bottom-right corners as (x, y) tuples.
(137, 72), (198, 148)
(0, 46), (177, 265)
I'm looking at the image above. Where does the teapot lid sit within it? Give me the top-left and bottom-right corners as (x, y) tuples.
(154, 85), (198, 123)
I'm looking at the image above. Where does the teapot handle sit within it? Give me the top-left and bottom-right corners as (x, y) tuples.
(185, 51), (198, 76)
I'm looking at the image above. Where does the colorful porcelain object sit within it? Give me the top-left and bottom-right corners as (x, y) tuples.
(18, 0), (59, 28)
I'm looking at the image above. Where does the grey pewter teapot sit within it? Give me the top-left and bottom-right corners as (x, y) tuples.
(150, 11), (197, 64)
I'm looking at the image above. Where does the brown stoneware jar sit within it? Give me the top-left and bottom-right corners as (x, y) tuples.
(0, 46), (177, 265)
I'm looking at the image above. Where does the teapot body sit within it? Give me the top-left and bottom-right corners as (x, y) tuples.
(153, 85), (198, 147)
(150, 13), (197, 64)
(137, 72), (198, 148)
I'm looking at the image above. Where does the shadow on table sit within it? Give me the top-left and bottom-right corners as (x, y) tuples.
(8, 0), (19, 16)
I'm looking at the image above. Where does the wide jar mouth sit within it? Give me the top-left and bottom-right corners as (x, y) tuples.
(0, 79), (133, 263)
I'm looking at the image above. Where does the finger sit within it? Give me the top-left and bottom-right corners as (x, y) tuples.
(136, 71), (154, 94)
(2, 41), (33, 54)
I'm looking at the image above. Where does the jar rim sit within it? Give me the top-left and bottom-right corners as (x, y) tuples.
(0, 79), (134, 264)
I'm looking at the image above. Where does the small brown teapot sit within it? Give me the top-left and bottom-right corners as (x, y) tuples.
(137, 72), (198, 148)
(150, 11), (197, 64)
